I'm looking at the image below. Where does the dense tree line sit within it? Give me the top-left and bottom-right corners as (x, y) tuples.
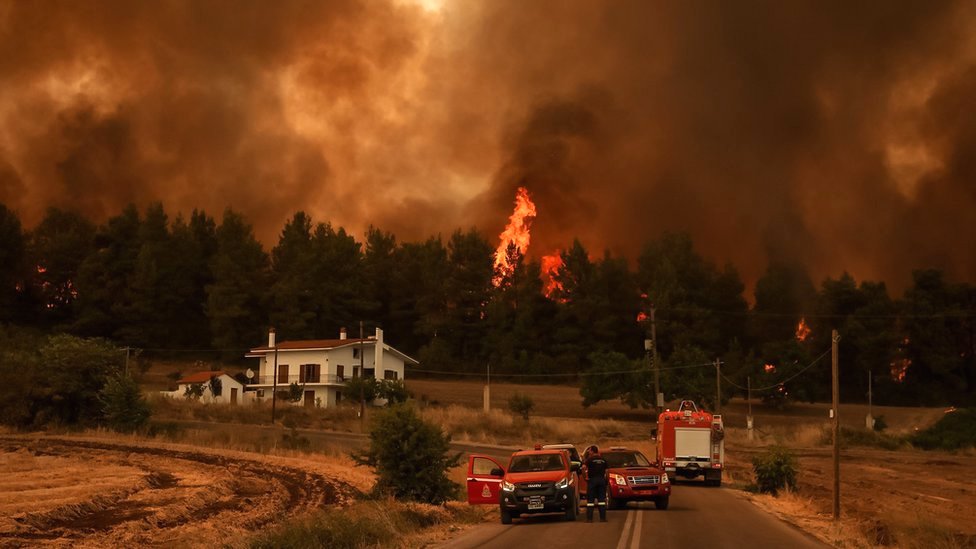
(1, 202), (973, 406)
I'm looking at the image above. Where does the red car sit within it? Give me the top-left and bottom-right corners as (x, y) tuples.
(603, 447), (671, 509)
(466, 446), (581, 524)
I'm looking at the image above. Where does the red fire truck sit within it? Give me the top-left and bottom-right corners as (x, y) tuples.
(655, 400), (724, 486)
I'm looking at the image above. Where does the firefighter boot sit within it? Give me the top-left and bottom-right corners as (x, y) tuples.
(586, 504), (594, 522)
(598, 501), (607, 522)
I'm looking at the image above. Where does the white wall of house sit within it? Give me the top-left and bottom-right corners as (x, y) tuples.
(159, 374), (246, 405)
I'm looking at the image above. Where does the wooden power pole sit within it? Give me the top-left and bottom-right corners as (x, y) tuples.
(714, 359), (721, 415)
(651, 306), (660, 411)
(832, 329), (841, 520)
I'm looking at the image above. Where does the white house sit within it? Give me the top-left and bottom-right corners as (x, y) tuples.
(245, 327), (417, 408)
(161, 371), (246, 405)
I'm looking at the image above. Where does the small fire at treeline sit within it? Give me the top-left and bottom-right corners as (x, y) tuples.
(795, 318), (811, 341)
(492, 187), (563, 296)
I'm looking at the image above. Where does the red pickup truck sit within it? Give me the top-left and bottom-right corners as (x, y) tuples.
(466, 446), (581, 524)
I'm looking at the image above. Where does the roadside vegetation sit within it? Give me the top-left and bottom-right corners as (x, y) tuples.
(250, 499), (483, 549)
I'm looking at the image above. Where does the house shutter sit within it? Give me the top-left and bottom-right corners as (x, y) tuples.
(315, 364), (321, 383)
(299, 364), (305, 383)
(279, 365), (289, 384)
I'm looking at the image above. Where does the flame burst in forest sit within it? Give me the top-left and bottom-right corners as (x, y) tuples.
(492, 187), (537, 286)
(795, 318), (811, 341)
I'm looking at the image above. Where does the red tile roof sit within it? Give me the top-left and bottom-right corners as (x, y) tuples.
(177, 371), (227, 384)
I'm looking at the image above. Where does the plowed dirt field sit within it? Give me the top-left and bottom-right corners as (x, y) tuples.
(0, 435), (367, 548)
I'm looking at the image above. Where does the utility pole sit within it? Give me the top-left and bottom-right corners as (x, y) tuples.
(651, 306), (661, 412)
(866, 370), (874, 430)
(359, 321), (366, 422)
(484, 362), (491, 412)
(271, 342), (279, 423)
(831, 329), (841, 520)
(714, 359), (722, 415)
(747, 376), (754, 441)
(124, 347), (130, 376)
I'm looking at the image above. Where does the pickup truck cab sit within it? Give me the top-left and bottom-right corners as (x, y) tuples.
(603, 446), (671, 509)
(466, 446), (580, 524)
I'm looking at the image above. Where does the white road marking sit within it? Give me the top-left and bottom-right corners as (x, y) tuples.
(615, 509), (635, 549)
(630, 509), (643, 549)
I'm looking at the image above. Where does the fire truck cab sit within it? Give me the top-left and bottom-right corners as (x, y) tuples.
(656, 400), (724, 486)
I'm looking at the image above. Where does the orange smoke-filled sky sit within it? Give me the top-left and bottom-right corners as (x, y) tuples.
(2, 0), (976, 292)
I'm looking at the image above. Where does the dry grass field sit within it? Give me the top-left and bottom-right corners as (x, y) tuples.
(3, 372), (971, 548)
(0, 432), (370, 548)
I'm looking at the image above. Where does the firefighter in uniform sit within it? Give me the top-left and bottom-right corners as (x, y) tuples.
(584, 445), (609, 522)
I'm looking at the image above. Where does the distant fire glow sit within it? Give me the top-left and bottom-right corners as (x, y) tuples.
(637, 311), (648, 323)
(764, 363), (776, 374)
(492, 187), (537, 286)
(795, 317), (811, 341)
(890, 358), (910, 382)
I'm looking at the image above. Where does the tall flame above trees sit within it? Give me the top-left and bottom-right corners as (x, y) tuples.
(492, 187), (537, 286)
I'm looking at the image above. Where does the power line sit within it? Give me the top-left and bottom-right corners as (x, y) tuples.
(407, 361), (717, 378)
(720, 347), (832, 392)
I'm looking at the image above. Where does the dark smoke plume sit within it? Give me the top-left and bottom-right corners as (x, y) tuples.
(2, 0), (975, 291)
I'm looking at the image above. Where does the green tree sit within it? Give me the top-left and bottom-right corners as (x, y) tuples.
(0, 203), (27, 322)
(579, 351), (651, 408)
(73, 205), (141, 338)
(27, 335), (123, 426)
(507, 392), (535, 420)
(352, 405), (460, 504)
(26, 208), (95, 326)
(439, 229), (494, 370)
(100, 372), (150, 432)
(270, 212), (317, 339)
(207, 209), (270, 359)
(377, 379), (409, 406)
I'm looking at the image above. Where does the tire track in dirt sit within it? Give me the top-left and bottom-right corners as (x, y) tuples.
(0, 436), (362, 548)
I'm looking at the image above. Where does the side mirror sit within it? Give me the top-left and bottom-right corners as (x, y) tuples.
(570, 462), (581, 472)
(651, 428), (658, 440)
(490, 467), (505, 477)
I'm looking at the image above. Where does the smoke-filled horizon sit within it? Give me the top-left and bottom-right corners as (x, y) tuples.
(2, 0), (975, 292)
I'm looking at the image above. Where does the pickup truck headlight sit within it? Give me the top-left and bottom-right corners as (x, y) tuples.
(555, 476), (572, 489)
(501, 480), (516, 492)
(610, 473), (627, 486)
(661, 473), (669, 484)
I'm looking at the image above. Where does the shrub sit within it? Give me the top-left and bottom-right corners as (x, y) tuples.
(910, 408), (976, 451)
(184, 383), (205, 400)
(352, 404), (460, 504)
(287, 382), (303, 402)
(873, 415), (888, 432)
(99, 372), (151, 432)
(752, 446), (798, 495)
(377, 379), (410, 406)
(507, 392), (534, 420)
(281, 427), (310, 450)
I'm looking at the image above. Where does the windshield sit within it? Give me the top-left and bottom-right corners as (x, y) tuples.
(604, 451), (651, 468)
(508, 453), (566, 473)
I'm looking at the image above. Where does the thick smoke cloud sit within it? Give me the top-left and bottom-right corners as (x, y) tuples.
(1, 0), (974, 291)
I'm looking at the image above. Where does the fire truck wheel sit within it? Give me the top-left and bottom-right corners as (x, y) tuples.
(654, 497), (670, 510)
(500, 509), (513, 525)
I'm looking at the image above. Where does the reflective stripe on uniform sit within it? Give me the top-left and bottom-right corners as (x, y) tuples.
(586, 503), (594, 507)
(597, 502), (606, 506)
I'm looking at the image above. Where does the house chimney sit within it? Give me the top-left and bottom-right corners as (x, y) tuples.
(340, 327), (347, 340)
(374, 327), (384, 374)
(268, 328), (276, 348)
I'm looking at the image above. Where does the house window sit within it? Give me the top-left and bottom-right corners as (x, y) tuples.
(384, 370), (398, 380)
(336, 391), (342, 403)
(278, 365), (289, 384)
(364, 368), (375, 379)
(353, 366), (360, 379)
(353, 348), (360, 359)
(300, 364), (321, 383)
(336, 365), (345, 382)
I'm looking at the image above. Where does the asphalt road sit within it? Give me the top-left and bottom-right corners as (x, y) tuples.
(437, 484), (826, 549)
